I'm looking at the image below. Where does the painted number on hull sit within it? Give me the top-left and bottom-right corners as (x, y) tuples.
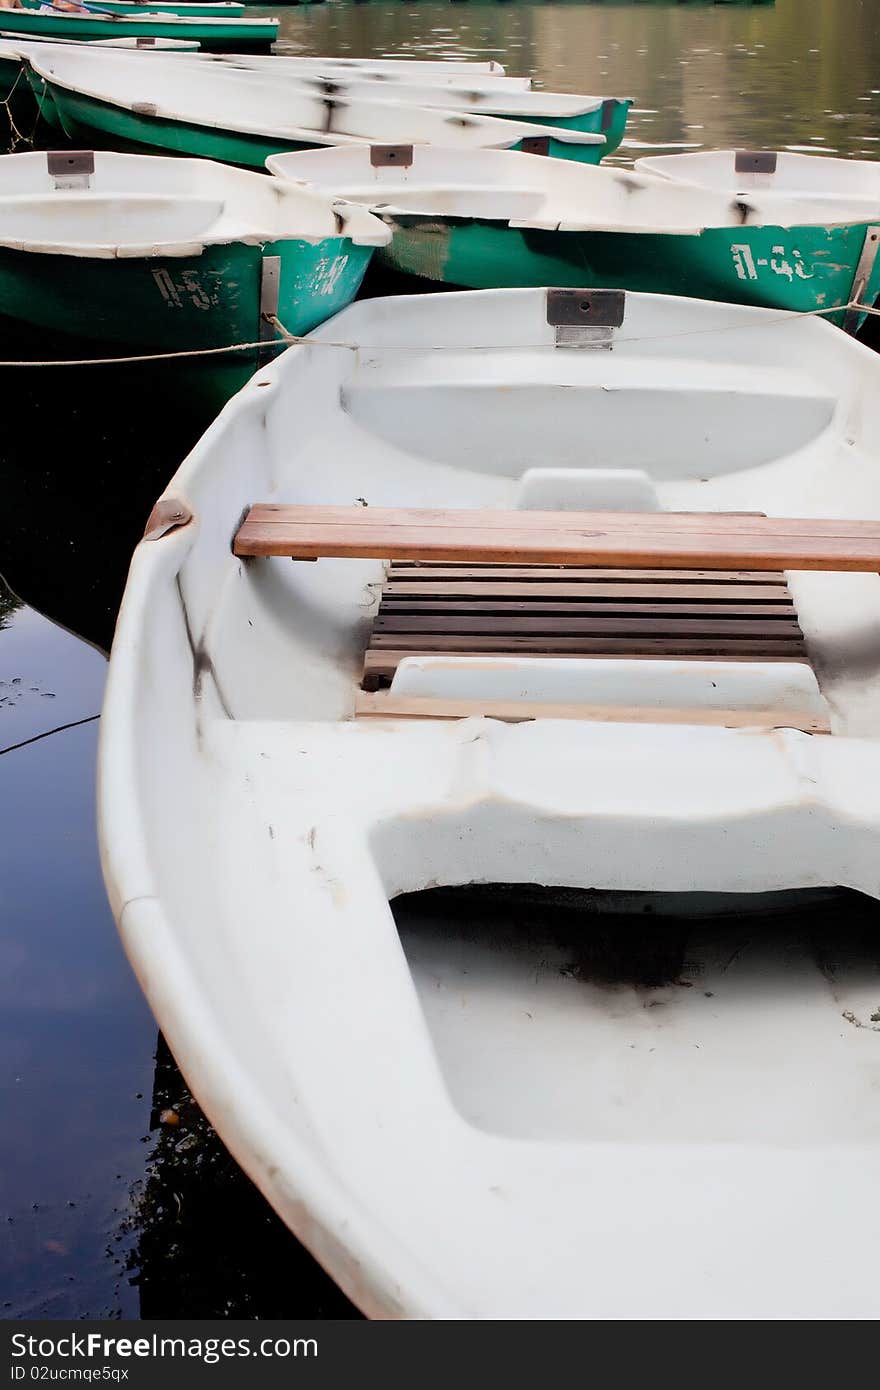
(314, 254), (350, 296)
(152, 268), (220, 311)
(731, 244), (814, 282)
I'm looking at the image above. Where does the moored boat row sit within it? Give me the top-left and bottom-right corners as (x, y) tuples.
(21, 46), (611, 165)
(267, 143), (880, 324)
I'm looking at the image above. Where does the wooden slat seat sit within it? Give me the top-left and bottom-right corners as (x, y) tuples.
(361, 560), (815, 693)
(234, 504), (880, 572)
(230, 505), (842, 731)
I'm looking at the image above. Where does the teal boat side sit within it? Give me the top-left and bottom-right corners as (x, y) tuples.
(0, 240), (264, 352)
(509, 133), (605, 165)
(0, 235), (374, 355)
(498, 97), (632, 158)
(267, 236), (375, 337)
(21, 0), (248, 15)
(378, 217), (880, 325)
(0, 10), (277, 51)
(87, 2), (248, 15)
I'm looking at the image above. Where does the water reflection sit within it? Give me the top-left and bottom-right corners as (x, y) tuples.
(0, 581), (150, 1318)
(125, 1040), (359, 1318)
(0, 354), (230, 654)
(0, 579), (359, 1316)
(270, 0), (880, 160)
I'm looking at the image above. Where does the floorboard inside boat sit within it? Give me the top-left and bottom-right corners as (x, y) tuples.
(391, 886), (880, 1144)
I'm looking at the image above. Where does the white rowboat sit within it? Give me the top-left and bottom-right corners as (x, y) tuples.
(637, 148), (880, 206)
(100, 287), (880, 1318)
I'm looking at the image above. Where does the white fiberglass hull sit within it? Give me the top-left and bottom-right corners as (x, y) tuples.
(637, 148), (880, 206)
(99, 289), (880, 1319)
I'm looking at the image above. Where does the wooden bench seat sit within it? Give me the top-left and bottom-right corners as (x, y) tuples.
(231, 505), (848, 732)
(234, 505), (880, 572)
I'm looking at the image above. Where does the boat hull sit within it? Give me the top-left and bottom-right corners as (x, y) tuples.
(498, 95), (632, 157)
(81, 2), (248, 14)
(0, 10), (277, 52)
(378, 217), (880, 323)
(33, 74), (606, 168)
(97, 286), (880, 1318)
(0, 234), (374, 384)
(22, 0), (248, 14)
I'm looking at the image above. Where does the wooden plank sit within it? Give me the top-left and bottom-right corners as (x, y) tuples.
(383, 582), (793, 601)
(388, 566), (788, 583)
(354, 691), (831, 734)
(244, 505), (879, 538)
(366, 635), (807, 655)
(379, 599), (797, 618)
(373, 616), (803, 637)
(234, 505), (880, 571)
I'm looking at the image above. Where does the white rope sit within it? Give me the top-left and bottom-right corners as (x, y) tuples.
(0, 299), (876, 369)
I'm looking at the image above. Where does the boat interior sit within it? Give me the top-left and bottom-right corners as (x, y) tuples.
(195, 53), (524, 84)
(228, 72), (604, 120)
(103, 287), (880, 1316)
(637, 147), (880, 198)
(268, 143), (880, 230)
(0, 150), (387, 251)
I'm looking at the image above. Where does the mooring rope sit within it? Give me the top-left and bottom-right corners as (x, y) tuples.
(0, 299), (875, 368)
(0, 712), (101, 759)
(1, 64), (49, 154)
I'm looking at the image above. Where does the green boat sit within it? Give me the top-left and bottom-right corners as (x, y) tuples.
(1, 34), (201, 143)
(505, 95), (631, 157)
(25, 47), (608, 168)
(267, 145), (880, 329)
(0, 148), (389, 406)
(0, 8), (277, 53)
(22, 0), (248, 16)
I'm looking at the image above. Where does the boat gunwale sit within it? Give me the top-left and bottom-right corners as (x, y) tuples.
(267, 151), (880, 237)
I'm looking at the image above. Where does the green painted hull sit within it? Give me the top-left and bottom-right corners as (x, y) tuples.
(497, 97), (632, 159)
(32, 72), (605, 169)
(0, 10), (276, 51)
(378, 217), (880, 326)
(511, 133), (604, 165)
(22, 0), (247, 15)
(83, 3), (248, 16)
(0, 234), (374, 399)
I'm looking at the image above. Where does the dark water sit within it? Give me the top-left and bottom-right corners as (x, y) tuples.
(268, 0), (880, 160)
(2, 0), (880, 1320)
